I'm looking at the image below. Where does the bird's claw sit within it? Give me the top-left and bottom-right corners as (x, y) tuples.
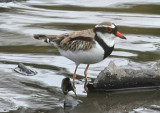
(73, 81), (76, 89)
(72, 81), (77, 96)
(84, 80), (88, 92)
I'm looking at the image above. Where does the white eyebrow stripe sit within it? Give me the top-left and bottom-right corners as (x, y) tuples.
(95, 24), (115, 28)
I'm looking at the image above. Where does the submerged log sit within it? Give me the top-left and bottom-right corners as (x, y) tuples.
(14, 63), (37, 76)
(88, 61), (160, 92)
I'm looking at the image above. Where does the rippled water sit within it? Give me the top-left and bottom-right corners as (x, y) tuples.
(0, 0), (160, 112)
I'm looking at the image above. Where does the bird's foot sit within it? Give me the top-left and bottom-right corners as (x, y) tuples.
(84, 80), (88, 92)
(72, 81), (77, 96)
(73, 81), (76, 89)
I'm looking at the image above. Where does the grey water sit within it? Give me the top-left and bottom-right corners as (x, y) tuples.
(0, 0), (160, 112)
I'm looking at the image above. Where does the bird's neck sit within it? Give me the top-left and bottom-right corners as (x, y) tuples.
(96, 32), (115, 47)
(95, 32), (114, 59)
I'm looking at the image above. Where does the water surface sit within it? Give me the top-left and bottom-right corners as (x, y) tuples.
(0, 0), (160, 112)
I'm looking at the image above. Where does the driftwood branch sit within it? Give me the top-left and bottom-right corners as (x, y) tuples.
(88, 61), (160, 92)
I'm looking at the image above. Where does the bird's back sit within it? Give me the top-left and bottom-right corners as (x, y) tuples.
(34, 28), (96, 50)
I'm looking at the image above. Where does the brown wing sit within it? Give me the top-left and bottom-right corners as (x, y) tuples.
(59, 29), (96, 51)
(34, 33), (68, 45)
(34, 29), (96, 51)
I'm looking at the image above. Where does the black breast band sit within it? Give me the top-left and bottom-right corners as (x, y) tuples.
(95, 35), (114, 59)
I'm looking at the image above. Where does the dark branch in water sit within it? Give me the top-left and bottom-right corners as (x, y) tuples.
(14, 63), (37, 76)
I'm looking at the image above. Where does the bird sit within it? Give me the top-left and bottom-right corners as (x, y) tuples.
(33, 22), (126, 92)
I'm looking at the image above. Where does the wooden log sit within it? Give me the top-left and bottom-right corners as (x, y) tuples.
(88, 61), (160, 92)
(14, 63), (37, 76)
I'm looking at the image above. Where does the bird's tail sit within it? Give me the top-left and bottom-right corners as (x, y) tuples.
(34, 34), (57, 43)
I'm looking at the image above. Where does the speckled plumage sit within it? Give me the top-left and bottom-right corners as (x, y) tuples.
(34, 28), (96, 51)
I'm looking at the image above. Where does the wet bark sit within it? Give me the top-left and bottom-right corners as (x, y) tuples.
(88, 61), (160, 92)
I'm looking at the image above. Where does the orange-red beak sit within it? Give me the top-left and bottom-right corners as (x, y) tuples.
(116, 31), (126, 39)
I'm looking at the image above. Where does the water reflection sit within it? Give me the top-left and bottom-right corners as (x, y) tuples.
(75, 90), (160, 113)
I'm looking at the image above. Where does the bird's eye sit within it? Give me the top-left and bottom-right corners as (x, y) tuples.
(106, 28), (112, 32)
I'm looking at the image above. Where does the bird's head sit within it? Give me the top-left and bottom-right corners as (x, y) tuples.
(93, 22), (126, 47)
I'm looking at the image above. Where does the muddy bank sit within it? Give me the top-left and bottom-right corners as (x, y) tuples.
(88, 61), (160, 92)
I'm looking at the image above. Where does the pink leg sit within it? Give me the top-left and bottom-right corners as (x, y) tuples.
(73, 65), (79, 89)
(84, 64), (90, 92)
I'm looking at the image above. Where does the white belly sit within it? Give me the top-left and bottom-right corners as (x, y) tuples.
(58, 42), (104, 65)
